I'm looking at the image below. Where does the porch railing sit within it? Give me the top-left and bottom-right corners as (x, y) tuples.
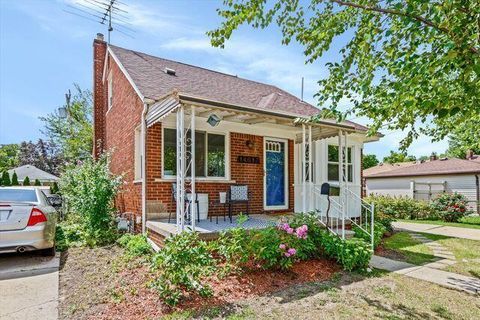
(312, 184), (375, 249)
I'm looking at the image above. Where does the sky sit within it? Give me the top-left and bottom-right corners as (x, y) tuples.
(0, 0), (448, 160)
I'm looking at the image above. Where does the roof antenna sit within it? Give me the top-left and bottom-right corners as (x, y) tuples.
(64, 0), (135, 43)
(301, 77), (304, 101)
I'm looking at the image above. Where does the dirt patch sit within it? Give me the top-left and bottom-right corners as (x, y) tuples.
(375, 244), (407, 262)
(59, 246), (339, 320)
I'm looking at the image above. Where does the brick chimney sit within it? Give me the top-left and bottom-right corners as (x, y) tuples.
(93, 33), (107, 159)
(466, 149), (474, 160)
(430, 152), (438, 161)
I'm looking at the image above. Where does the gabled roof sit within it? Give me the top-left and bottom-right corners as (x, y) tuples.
(364, 158), (480, 178)
(8, 165), (59, 182)
(108, 45), (368, 132)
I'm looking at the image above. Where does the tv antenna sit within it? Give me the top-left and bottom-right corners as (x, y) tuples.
(64, 0), (135, 43)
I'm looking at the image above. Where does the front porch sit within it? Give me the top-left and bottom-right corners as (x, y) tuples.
(146, 213), (281, 244)
(141, 93), (375, 247)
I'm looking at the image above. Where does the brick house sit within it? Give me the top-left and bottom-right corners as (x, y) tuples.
(92, 34), (380, 244)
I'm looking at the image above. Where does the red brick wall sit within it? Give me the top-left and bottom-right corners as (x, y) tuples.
(93, 42), (143, 228)
(145, 124), (295, 216)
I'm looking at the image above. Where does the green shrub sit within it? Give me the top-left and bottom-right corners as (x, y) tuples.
(319, 231), (372, 271)
(23, 176), (30, 186)
(60, 154), (122, 247)
(117, 234), (152, 257)
(50, 182), (60, 194)
(2, 171), (11, 186)
(431, 193), (471, 222)
(34, 179), (42, 186)
(11, 171), (19, 185)
(365, 195), (438, 223)
(352, 222), (387, 249)
(55, 221), (84, 251)
(151, 232), (216, 306)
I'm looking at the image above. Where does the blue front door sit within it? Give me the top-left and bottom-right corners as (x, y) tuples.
(265, 139), (287, 209)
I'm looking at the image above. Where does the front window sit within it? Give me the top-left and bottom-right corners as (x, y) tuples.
(327, 145), (353, 182)
(163, 128), (226, 178)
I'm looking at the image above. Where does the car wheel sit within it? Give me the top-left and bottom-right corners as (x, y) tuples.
(42, 245), (56, 257)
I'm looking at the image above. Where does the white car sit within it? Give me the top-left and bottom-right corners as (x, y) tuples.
(0, 187), (58, 255)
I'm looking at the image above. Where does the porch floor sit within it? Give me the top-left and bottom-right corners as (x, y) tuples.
(146, 214), (286, 241)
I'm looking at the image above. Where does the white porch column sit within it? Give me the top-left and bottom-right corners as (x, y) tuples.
(176, 105), (186, 232)
(338, 130), (345, 239)
(302, 124), (306, 212)
(308, 125), (313, 211)
(344, 131), (349, 221)
(190, 106), (196, 231)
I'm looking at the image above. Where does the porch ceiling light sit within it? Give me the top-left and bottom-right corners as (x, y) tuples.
(207, 114), (221, 127)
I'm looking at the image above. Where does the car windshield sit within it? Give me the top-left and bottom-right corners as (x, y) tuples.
(0, 189), (38, 202)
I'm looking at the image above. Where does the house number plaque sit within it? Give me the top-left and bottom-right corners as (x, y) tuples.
(237, 156), (260, 164)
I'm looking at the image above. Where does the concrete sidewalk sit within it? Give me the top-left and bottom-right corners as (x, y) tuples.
(392, 221), (480, 241)
(0, 253), (60, 320)
(370, 255), (480, 295)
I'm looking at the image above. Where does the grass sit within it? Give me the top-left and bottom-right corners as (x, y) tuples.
(397, 216), (480, 230)
(421, 232), (480, 278)
(382, 232), (436, 265)
(381, 231), (480, 278)
(229, 272), (480, 319)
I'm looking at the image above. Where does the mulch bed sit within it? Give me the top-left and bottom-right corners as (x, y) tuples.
(93, 258), (339, 320)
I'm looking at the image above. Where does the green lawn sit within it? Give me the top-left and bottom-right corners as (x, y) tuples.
(397, 216), (480, 230)
(381, 231), (480, 278)
(382, 232), (436, 265)
(421, 233), (480, 278)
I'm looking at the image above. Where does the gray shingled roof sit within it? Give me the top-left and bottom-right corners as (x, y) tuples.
(109, 45), (368, 131)
(365, 158), (480, 178)
(8, 165), (59, 182)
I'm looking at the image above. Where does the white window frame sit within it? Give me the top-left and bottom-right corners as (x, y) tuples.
(161, 126), (230, 181)
(107, 71), (113, 110)
(327, 144), (354, 183)
(134, 126), (142, 180)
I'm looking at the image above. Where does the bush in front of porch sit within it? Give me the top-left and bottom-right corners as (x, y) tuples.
(150, 213), (372, 306)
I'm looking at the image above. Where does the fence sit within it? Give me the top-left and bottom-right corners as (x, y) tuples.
(412, 181), (446, 202)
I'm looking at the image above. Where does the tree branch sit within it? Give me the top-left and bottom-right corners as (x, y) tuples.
(328, 0), (479, 54)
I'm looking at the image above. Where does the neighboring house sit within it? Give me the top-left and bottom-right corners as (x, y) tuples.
(7, 165), (59, 186)
(364, 153), (480, 213)
(91, 33), (380, 243)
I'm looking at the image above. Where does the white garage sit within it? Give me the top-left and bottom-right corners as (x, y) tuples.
(364, 157), (480, 213)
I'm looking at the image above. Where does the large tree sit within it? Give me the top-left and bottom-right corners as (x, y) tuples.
(18, 140), (62, 176)
(40, 84), (93, 163)
(362, 153), (379, 169)
(209, 0), (480, 148)
(446, 114), (480, 158)
(0, 144), (19, 172)
(383, 150), (416, 164)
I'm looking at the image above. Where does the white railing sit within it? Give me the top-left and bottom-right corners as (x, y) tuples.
(312, 184), (375, 249)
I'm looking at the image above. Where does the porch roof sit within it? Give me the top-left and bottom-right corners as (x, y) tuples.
(146, 93), (377, 141)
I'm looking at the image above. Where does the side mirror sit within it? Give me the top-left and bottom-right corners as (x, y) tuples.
(48, 195), (63, 207)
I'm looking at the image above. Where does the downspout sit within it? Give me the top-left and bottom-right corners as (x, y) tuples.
(141, 102), (149, 234)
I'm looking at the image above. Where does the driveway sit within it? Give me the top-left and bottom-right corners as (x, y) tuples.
(392, 221), (480, 241)
(0, 252), (60, 320)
